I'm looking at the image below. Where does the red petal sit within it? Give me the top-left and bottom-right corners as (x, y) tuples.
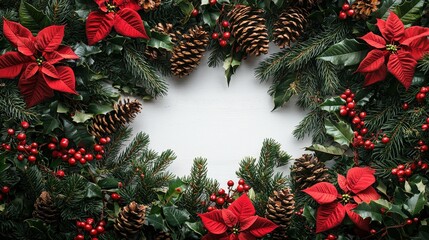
(244, 216), (278, 237)
(230, 234), (239, 240)
(18, 73), (54, 107)
(86, 11), (115, 45)
(383, 12), (405, 41)
(222, 209), (238, 228)
(316, 202), (346, 233)
(345, 204), (370, 231)
(354, 187), (380, 203)
(2, 18), (34, 48)
(45, 66), (76, 94)
(198, 210), (228, 235)
(0, 51), (32, 79)
(387, 51), (417, 89)
(376, 18), (387, 40)
(114, 8), (149, 39)
(356, 50), (387, 73)
(228, 194), (256, 221)
(238, 232), (256, 240)
(41, 62), (59, 79)
(302, 182), (338, 204)
(22, 63), (39, 80)
(402, 26), (429, 46)
(360, 32), (386, 49)
(16, 37), (36, 56)
(36, 25), (65, 52)
(346, 167), (376, 194)
(337, 174), (348, 193)
(403, 38), (429, 60)
(44, 51), (64, 65)
(56, 45), (79, 59)
(363, 64), (387, 86)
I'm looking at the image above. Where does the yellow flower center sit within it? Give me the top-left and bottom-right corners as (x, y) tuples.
(342, 194), (351, 203)
(386, 44), (398, 53)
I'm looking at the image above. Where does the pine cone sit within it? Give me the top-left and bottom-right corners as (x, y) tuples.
(89, 99), (142, 138)
(273, 7), (308, 48)
(170, 26), (209, 77)
(290, 154), (330, 191)
(145, 23), (181, 60)
(265, 188), (295, 239)
(289, 0), (322, 9)
(114, 201), (146, 238)
(228, 6), (269, 56)
(138, 0), (161, 11)
(351, 0), (380, 20)
(33, 191), (59, 224)
(154, 231), (173, 240)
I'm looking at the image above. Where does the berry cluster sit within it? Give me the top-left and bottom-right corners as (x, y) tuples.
(417, 140), (429, 153)
(338, 2), (354, 20)
(421, 117), (429, 131)
(294, 207), (304, 216)
(0, 186), (10, 202)
(2, 121), (41, 163)
(74, 218), (105, 240)
(212, 20), (231, 48)
(391, 160), (428, 182)
(207, 179), (251, 211)
(415, 86), (429, 102)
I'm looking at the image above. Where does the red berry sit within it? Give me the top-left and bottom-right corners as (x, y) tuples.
(219, 40), (228, 47)
(216, 197), (225, 205)
(410, 163), (417, 170)
(421, 145), (428, 152)
(191, 8), (198, 17)
(74, 152), (82, 160)
(339, 109), (348, 116)
(347, 9), (355, 16)
(17, 145), (25, 152)
(359, 112), (367, 119)
(340, 94), (347, 99)
(360, 128), (368, 135)
(60, 138), (69, 148)
(398, 164), (405, 170)
(397, 170), (405, 177)
(17, 154), (25, 161)
(221, 20), (229, 28)
(31, 142), (38, 149)
(7, 129), (15, 135)
(86, 218), (95, 225)
(27, 155), (36, 163)
(76, 234), (85, 240)
(421, 86), (429, 93)
(370, 229), (376, 235)
(78, 148), (86, 154)
(406, 219), (413, 225)
(381, 137), (390, 144)
(243, 184), (251, 191)
(218, 188), (225, 195)
(342, 3), (350, 11)
(94, 144), (102, 152)
(84, 224), (93, 231)
(347, 102), (355, 109)
(30, 148), (38, 155)
(21, 121), (30, 129)
(344, 89), (352, 96)
(98, 220), (106, 226)
(352, 117), (361, 124)
(85, 154), (94, 161)
(348, 110), (356, 117)
(418, 160), (423, 166)
(402, 103), (409, 110)
(417, 92), (426, 100)
(414, 217), (419, 222)
(238, 179), (245, 185)
(338, 11), (347, 20)
(327, 234), (336, 240)
(95, 154), (103, 160)
(209, 0), (216, 5)
(17, 133), (26, 141)
(212, 32), (219, 40)
(90, 229), (98, 236)
(79, 158), (87, 165)
(210, 194), (217, 201)
(391, 168), (398, 175)
(56, 170), (65, 178)
(96, 225), (104, 233)
(422, 124), (429, 131)
(92, 238), (98, 240)
(346, 97), (353, 103)
(2, 186), (10, 194)
(207, 206), (215, 212)
(222, 31), (231, 40)
(418, 140), (425, 146)
(426, 117), (429, 124)
(236, 184), (244, 193)
(421, 163), (428, 170)
(77, 221), (85, 228)
(227, 180), (234, 186)
(111, 193), (121, 201)
(106, 137), (111, 143)
(405, 168), (412, 176)
(68, 157), (77, 166)
(48, 143), (56, 150)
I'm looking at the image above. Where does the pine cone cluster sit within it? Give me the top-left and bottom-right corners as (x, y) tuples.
(351, 0), (380, 20)
(89, 99), (142, 138)
(273, 7), (308, 48)
(154, 231), (173, 240)
(289, 0), (322, 9)
(145, 23), (181, 60)
(265, 188), (295, 239)
(114, 201), (146, 238)
(228, 6), (269, 56)
(138, 0), (161, 11)
(290, 154), (330, 191)
(170, 25), (209, 77)
(33, 191), (59, 224)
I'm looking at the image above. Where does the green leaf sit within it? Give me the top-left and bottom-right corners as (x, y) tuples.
(87, 103), (113, 115)
(19, 0), (51, 34)
(320, 97), (346, 112)
(394, 0), (424, 26)
(97, 177), (120, 189)
(178, 1), (193, 23)
(318, 39), (369, 66)
(147, 32), (174, 52)
(271, 72), (296, 110)
(73, 42), (102, 66)
(306, 144), (345, 156)
(373, 0), (401, 19)
(57, 102), (69, 113)
(147, 214), (168, 232)
(185, 221), (204, 236)
(404, 193), (426, 216)
(324, 119), (353, 146)
(373, 198), (392, 210)
(388, 204), (408, 218)
(202, 11), (220, 28)
(41, 114), (60, 133)
(86, 182), (102, 199)
(72, 111), (93, 123)
(353, 202), (383, 224)
(25, 219), (48, 236)
(272, 0), (284, 7)
(223, 56), (241, 85)
(163, 206), (190, 227)
(376, 181), (388, 197)
(164, 178), (187, 203)
(63, 119), (94, 146)
(303, 205), (316, 223)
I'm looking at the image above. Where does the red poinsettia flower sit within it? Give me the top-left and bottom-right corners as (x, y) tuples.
(86, 0), (149, 45)
(0, 19), (79, 107)
(357, 12), (429, 89)
(303, 167), (380, 233)
(198, 194), (277, 240)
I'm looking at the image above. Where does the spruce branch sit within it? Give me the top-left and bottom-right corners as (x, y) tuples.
(293, 109), (327, 144)
(316, 60), (341, 96)
(44, 0), (71, 24)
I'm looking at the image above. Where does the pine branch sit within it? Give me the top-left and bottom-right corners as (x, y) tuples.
(417, 54), (429, 74)
(124, 46), (168, 98)
(104, 127), (133, 168)
(18, 166), (45, 200)
(0, 81), (39, 123)
(208, 44), (229, 68)
(255, 49), (292, 82)
(44, 0), (71, 24)
(316, 60), (341, 96)
(293, 109), (327, 144)
(114, 132), (150, 167)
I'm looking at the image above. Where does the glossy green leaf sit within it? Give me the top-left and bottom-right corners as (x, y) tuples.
(19, 0), (51, 34)
(318, 39), (368, 66)
(147, 32), (174, 52)
(306, 144), (345, 156)
(41, 114), (60, 133)
(185, 221), (204, 236)
(320, 97), (346, 112)
(147, 214), (168, 232)
(87, 103), (113, 115)
(202, 11), (220, 28)
(303, 205), (316, 223)
(97, 177), (120, 189)
(25, 219), (48, 236)
(164, 178), (187, 203)
(353, 202), (383, 224)
(373, 0), (401, 19)
(63, 119), (94, 146)
(224, 56), (241, 85)
(394, 0), (424, 26)
(72, 111), (93, 123)
(86, 182), (102, 199)
(271, 72), (296, 110)
(73, 42), (102, 66)
(324, 119), (354, 146)
(163, 206), (190, 227)
(388, 204), (408, 218)
(404, 193), (426, 216)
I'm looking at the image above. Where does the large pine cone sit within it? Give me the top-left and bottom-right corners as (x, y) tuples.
(290, 154), (330, 191)
(145, 23), (182, 60)
(351, 0), (380, 20)
(265, 188), (295, 239)
(33, 191), (59, 224)
(227, 6), (269, 56)
(289, 0), (323, 9)
(273, 7), (308, 48)
(114, 201), (146, 238)
(138, 0), (161, 11)
(89, 99), (142, 138)
(154, 231), (173, 240)
(170, 26), (209, 77)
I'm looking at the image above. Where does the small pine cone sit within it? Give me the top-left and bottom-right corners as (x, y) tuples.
(289, 0), (323, 9)
(265, 189), (295, 239)
(170, 26), (209, 77)
(114, 201), (146, 238)
(273, 7), (308, 48)
(228, 6), (269, 56)
(33, 191), (59, 224)
(89, 99), (142, 138)
(351, 0), (380, 20)
(154, 231), (173, 240)
(138, 0), (161, 11)
(145, 23), (181, 60)
(290, 154), (330, 191)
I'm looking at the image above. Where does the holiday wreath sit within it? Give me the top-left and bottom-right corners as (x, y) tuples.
(1, 0), (429, 239)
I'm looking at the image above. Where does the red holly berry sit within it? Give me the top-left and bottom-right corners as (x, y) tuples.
(96, 225), (104, 233)
(221, 20), (229, 28)
(210, 194), (217, 201)
(381, 137), (390, 144)
(74, 152), (82, 160)
(95, 154), (103, 160)
(402, 103), (409, 110)
(398, 164), (405, 170)
(347, 9), (355, 16)
(348, 110), (356, 117)
(238, 179), (245, 185)
(7, 129), (15, 135)
(421, 145), (428, 152)
(227, 180), (234, 186)
(391, 168), (398, 175)
(216, 197), (225, 205)
(85, 154), (94, 161)
(98, 220), (106, 226)
(60, 138), (69, 148)
(68, 157), (77, 166)
(405, 168), (412, 176)
(422, 124), (428, 131)
(17, 154), (25, 161)
(48, 143), (56, 150)
(338, 11), (347, 20)
(17, 133), (26, 141)
(75, 234), (85, 240)
(218, 188), (225, 195)
(222, 32), (231, 40)
(207, 206), (215, 212)
(236, 184), (244, 192)
(27, 155), (36, 163)
(76, 221), (85, 228)
(413, 217), (419, 222)
(339, 109), (348, 116)
(209, 0), (216, 5)
(2, 186), (10, 194)
(327, 234), (337, 240)
(111, 193), (121, 201)
(397, 170), (405, 177)
(421, 163), (428, 170)
(370, 229), (376, 235)
(79, 158), (87, 165)
(86, 218), (95, 225)
(421, 86), (429, 93)
(21, 121), (30, 129)
(90, 229), (98, 236)
(243, 184), (251, 191)
(212, 32), (219, 40)
(17, 145), (25, 152)
(56, 170), (65, 178)
(219, 40), (228, 47)
(94, 144), (102, 152)
(191, 8), (198, 17)
(84, 224), (93, 231)
(359, 112), (367, 119)
(347, 102), (355, 109)
(406, 219), (413, 225)
(360, 128), (368, 135)
(342, 3), (350, 11)
(92, 238), (98, 240)
(352, 117), (361, 124)
(30, 148), (38, 155)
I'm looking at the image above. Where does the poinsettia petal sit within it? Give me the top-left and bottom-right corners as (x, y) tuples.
(86, 11), (115, 45)
(41, 62), (59, 79)
(44, 51), (64, 65)
(360, 32), (386, 49)
(228, 194), (256, 221)
(16, 37), (36, 56)
(18, 73), (54, 107)
(36, 25), (65, 52)
(354, 187), (380, 203)
(114, 8), (149, 39)
(384, 12), (405, 41)
(238, 232), (257, 240)
(222, 209), (238, 227)
(363, 64), (387, 86)
(346, 167), (376, 194)
(245, 216), (278, 237)
(376, 18), (387, 40)
(230, 234), (239, 240)
(198, 210), (228, 235)
(302, 182), (338, 204)
(46, 66), (77, 94)
(0, 51), (33, 79)
(22, 62), (39, 80)
(402, 26), (429, 46)
(337, 174), (348, 193)
(316, 202), (346, 233)
(356, 50), (387, 73)
(387, 50), (417, 89)
(403, 38), (429, 60)
(345, 204), (370, 231)
(56, 45), (79, 59)
(2, 18), (34, 47)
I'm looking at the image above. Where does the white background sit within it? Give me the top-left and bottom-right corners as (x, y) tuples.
(131, 47), (311, 185)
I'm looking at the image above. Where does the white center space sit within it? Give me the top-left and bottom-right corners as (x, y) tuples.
(131, 48), (311, 185)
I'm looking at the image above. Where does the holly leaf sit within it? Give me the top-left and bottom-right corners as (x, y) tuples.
(87, 103), (113, 114)
(271, 72), (296, 110)
(404, 193), (426, 216)
(318, 39), (369, 66)
(73, 42), (101, 65)
(388, 204), (408, 218)
(303, 205), (316, 223)
(41, 114), (60, 133)
(97, 177), (120, 189)
(373, 0), (401, 19)
(305, 144), (345, 156)
(320, 97), (346, 112)
(394, 0), (424, 26)
(19, 0), (51, 34)
(223, 56), (241, 85)
(147, 31), (173, 52)
(324, 119), (354, 146)
(72, 111), (93, 123)
(353, 201), (383, 224)
(202, 11), (220, 28)
(147, 214), (168, 232)
(86, 182), (102, 198)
